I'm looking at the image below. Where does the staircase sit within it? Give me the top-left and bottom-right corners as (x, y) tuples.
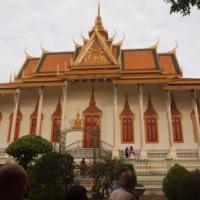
(65, 140), (113, 159)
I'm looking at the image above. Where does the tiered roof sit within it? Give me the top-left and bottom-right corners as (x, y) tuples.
(0, 4), (200, 92)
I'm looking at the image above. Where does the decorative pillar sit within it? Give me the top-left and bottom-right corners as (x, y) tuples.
(36, 87), (44, 135)
(61, 81), (68, 132)
(10, 89), (20, 142)
(166, 90), (176, 158)
(138, 84), (147, 158)
(112, 84), (119, 158)
(191, 90), (200, 157)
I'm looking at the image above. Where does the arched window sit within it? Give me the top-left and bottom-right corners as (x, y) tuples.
(8, 107), (22, 142)
(83, 88), (102, 148)
(51, 96), (62, 143)
(29, 98), (44, 135)
(191, 100), (200, 143)
(144, 94), (159, 143)
(120, 93), (134, 143)
(171, 97), (183, 142)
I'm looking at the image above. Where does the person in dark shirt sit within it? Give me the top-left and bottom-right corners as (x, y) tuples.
(125, 147), (129, 158)
(0, 164), (28, 200)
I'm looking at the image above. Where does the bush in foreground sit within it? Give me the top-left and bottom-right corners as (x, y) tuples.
(28, 152), (75, 200)
(6, 135), (53, 169)
(88, 157), (135, 200)
(179, 169), (200, 200)
(163, 164), (189, 200)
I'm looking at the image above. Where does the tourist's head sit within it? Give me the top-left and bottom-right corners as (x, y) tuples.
(124, 173), (137, 191)
(0, 164), (28, 200)
(116, 167), (130, 186)
(65, 185), (88, 200)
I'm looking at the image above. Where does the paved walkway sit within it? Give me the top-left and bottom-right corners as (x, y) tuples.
(140, 196), (166, 200)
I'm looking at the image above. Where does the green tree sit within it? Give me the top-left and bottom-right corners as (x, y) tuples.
(163, 164), (189, 200)
(179, 169), (200, 200)
(6, 135), (53, 169)
(88, 157), (135, 200)
(164, 0), (200, 16)
(28, 152), (75, 200)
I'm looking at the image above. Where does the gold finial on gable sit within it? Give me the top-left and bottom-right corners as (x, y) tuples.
(40, 42), (49, 53)
(166, 41), (179, 54)
(149, 36), (160, 49)
(81, 31), (88, 43)
(114, 33), (125, 46)
(24, 47), (33, 59)
(73, 36), (82, 48)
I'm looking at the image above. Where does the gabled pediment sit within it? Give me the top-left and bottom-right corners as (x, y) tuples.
(72, 31), (119, 67)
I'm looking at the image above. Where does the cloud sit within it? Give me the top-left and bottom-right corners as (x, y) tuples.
(0, 0), (200, 82)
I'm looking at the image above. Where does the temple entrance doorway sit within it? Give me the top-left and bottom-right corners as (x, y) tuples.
(82, 88), (102, 148)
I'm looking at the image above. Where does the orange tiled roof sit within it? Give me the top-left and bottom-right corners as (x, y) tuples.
(122, 49), (160, 71)
(18, 58), (40, 78)
(36, 52), (73, 73)
(159, 54), (181, 75)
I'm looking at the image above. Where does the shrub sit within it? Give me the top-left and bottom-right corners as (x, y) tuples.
(6, 135), (53, 169)
(163, 164), (189, 200)
(28, 152), (75, 200)
(179, 169), (200, 200)
(88, 157), (135, 200)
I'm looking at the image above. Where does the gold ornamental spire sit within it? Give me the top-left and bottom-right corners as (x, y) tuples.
(94, 2), (104, 30)
(98, 1), (100, 17)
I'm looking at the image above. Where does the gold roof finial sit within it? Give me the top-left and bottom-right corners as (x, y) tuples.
(166, 41), (179, 54)
(81, 31), (88, 43)
(98, 1), (100, 17)
(24, 47), (33, 59)
(149, 36), (160, 49)
(40, 42), (49, 53)
(114, 33), (125, 46)
(94, 1), (104, 30)
(108, 30), (117, 42)
(73, 36), (82, 48)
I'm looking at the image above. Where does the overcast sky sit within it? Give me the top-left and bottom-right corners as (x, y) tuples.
(0, 0), (200, 83)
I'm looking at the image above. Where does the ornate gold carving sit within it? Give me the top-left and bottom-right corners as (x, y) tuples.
(73, 110), (82, 128)
(80, 41), (111, 65)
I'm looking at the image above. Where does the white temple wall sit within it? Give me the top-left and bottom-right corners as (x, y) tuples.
(41, 87), (61, 141)
(0, 82), (198, 151)
(142, 84), (170, 150)
(65, 82), (114, 148)
(117, 85), (141, 150)
(20, 88), (38, 138)
(173, 90), (198, 149)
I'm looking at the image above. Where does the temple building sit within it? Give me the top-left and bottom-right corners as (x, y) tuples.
(1, 5), (200, 164)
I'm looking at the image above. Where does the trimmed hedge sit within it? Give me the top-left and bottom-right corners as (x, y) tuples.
(179, 169), (200, 200)
(6, 135), (53, 169)
(163, 164), (189, 200)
